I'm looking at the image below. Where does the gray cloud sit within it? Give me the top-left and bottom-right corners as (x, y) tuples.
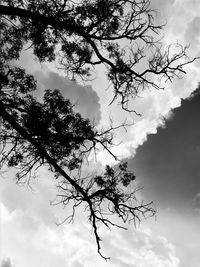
(16, 49), (101, 124)
(70, 261), (84, 267)
(193, 193), (200, 209)
(185, 16), (200, 50)
(1, 258), (12, 267)
(34, 70), (101, 124)
(184, 16), (200, 67)
(151, 0), (175, 15)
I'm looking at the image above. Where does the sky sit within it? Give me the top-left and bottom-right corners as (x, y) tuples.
(1, 0), (200, 266)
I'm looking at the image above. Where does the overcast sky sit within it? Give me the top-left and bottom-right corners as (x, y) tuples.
(1, 0), (200, 266)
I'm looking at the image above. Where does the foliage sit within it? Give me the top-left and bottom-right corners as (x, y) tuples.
(0, 0), (196, 260)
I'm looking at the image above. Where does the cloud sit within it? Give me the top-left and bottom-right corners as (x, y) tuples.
(151, 0), (175, 17)
(151, 210), (200, 267)
(95, 0), (200, 164)
(97, 226), (180, 267)
(34, 69), (101, 124)
(0, 202), (67, 267)
(0, 177), (180, 267)
(95, 87), (186, 165)
(64, 222), (180, 267)
(17, 49), (101, 125)
(70, 261), (84, 267)
(192, 193), (200, 210)
(1, 258), (13, 267)
(184, 16), (200, 66)
(0, 170), (59, 228)
(185, 16), (200, 49)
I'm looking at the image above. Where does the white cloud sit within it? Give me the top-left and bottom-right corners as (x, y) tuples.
(92, 0), (200, 164)
(95, 226), (180, 267)
(0, 171), (180, 267)
(0, 171), (59, 228)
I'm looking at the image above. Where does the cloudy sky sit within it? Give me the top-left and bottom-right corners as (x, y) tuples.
(1, 0), (200, 266)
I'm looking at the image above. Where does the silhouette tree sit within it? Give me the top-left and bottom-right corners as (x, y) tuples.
(0, 0), (196, 260)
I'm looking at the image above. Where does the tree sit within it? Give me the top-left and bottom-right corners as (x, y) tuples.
(0, 0), (196, 260)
